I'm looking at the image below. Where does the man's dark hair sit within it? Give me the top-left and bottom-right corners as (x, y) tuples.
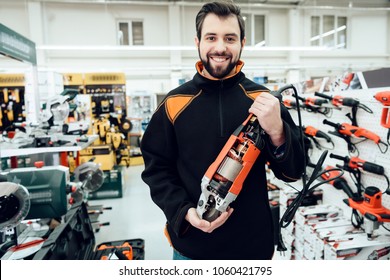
(196, 1), (245, 41)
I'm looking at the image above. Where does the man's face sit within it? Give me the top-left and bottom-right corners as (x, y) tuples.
(195, 13), (245, 79)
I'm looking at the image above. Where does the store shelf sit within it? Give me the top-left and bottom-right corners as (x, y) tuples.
(0, 135), (98, 158)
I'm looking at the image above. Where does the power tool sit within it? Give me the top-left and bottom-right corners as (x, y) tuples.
(344, 186), (390, 239)
(374, 91), (390, 145)
(292, 94), (331, 116)
(329, 153), (389, 195)
(315, 91), (373, 126)
(323, 119), (388, 154)
(320, 165), (355, 198)
(367, 246), (390, 260)
(302, 125), (334, 150)
(196, 113), (265, 221)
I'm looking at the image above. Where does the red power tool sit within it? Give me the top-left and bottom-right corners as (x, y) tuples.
(323, 119), (388, 154)
(196, 114), (264, 221)
(344, 186), (390, 239)
(374, 91), (390, 145)
(303, 125), (334, 150)
(315, 91), (373, 126)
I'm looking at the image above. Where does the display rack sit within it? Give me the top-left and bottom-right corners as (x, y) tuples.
(273, 83), (390, 260)
(0, 73), (26, 131)
(84, 72), (127, 118)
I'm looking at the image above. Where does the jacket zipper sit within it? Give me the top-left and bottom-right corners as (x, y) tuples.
(219, 80), (224, 137)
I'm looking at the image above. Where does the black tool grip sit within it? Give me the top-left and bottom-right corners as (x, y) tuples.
(342, 98), (359, 107)
(363, 162), (385, 175)
(316, 130), (331, 142)
(330, 153), (348, 162)
(292, 93), (305, 102)
(313, 99), (328, 106)
(323, 119), (339, 129)
(314, 92), (332, 100)
(334, 178), (355, 198)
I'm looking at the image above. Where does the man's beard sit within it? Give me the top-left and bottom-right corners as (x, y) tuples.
(199, 49), (241, 79)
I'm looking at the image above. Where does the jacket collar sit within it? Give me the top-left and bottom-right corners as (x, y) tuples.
(193, 60), (246, 90)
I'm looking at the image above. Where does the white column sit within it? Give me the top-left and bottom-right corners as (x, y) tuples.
(168, 3), (183, 89)
(286, 8), (301, 84)
(27, 1), (46, 66)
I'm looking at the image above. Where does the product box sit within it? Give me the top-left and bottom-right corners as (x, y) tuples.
(303, 240), (316, 260)
(295, 204), (344, 227)
(324, 233), (390, 260)
(304, 217), (351, 246)
(314, 225), (365, 259)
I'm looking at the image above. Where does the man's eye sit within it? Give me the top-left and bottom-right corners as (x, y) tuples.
(226, 37), (236, 42)
(206, 36), (215, 41)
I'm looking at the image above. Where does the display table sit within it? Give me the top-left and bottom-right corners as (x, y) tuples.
(0, 134), (98, 168)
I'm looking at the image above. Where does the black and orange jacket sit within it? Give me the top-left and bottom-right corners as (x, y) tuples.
(141, 61), (304, 260)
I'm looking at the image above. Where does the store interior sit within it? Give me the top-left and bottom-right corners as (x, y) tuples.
(1, 0), (390, 261)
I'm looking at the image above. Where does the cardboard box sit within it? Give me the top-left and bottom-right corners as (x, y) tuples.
(324, 233), (390, 260)
(304, 217), (351, 246)
(314, 225), (365, 259)
(295, 204), (344, 226)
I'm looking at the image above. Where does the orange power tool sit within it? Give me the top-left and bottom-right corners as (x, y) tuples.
(374, 91), (390, 145)
(303, 125), (334, 150)
(344, 186), (390, 239)
(315, 91), (373, 126)
(323, 119), (388, 154)
(196, 114), (264, 221)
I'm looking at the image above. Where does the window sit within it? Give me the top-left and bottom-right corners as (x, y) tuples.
(117, 20), (144, 46)
(242, 13), (266, 46)
(310, 15), (347, 49)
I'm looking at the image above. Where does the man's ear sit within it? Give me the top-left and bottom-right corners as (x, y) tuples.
(195, 36), (200, 48)
(241, 37), (246, 48)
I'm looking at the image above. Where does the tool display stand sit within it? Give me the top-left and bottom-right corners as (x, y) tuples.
(32, 201), (144, 260)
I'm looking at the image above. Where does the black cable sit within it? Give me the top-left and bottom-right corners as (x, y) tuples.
(382, 223), (390, 233)
(276, 86), (345, 252)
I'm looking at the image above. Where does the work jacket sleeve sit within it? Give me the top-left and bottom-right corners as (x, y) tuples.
(140, 104), (195, 237)
(265, 106), (305, 182)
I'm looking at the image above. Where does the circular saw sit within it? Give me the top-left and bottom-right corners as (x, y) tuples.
(0, 182), (30, 231)
(73, 162), (104, 193)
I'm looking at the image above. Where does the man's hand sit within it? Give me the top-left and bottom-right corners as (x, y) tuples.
(185, 207), (234, 233)
(249, 92), (285, 147)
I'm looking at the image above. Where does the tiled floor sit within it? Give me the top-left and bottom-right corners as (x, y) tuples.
(88, 164), (172, 260)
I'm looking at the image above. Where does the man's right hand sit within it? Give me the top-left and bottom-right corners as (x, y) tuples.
(185, 207), (234, 233)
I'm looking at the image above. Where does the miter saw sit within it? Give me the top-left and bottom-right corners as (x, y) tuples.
(2, 162), (103, 219)
(71, 161), (104, 202)
(40, 88), (89, 135)
(0, 181), (30, 232)
(0, 181), (31, 258)
(0, 162), (104, 259)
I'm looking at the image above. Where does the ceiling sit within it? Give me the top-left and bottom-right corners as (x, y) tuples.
(11, 0), (390, 8)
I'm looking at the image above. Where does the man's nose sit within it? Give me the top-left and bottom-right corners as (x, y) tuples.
(214, 39), (227, 53)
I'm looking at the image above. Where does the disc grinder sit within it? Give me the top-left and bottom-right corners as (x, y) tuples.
(196, 114), (265, 221)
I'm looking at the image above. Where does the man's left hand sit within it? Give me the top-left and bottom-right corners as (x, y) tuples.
(249, 92), (285, 147)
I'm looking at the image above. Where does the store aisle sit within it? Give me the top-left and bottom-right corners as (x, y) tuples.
(88, 165), (172, 260)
